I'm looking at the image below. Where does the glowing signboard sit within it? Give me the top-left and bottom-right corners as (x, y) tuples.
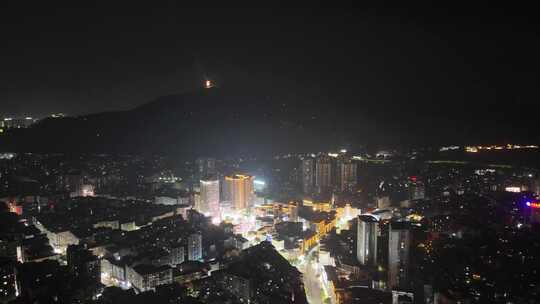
(526, 201), (540, 209)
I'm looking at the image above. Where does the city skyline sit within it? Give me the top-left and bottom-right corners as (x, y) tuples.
(2, 146), (540, 303)
(2, 3), (540, 304)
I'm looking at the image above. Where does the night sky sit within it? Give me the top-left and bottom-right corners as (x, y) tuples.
(1, 3), (539, 143)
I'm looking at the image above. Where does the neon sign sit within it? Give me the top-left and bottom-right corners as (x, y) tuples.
(526, 201), (540, 209)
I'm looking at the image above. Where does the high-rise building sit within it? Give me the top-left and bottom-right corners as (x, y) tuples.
(188, 233), (203, 261)
(357, 215), (379, 266)
(196, 157), (216, 179)
(66, 244), (100, 284)
(337, 158), (357, 192)
(200, 178), (220, 220)
(409, 178), (425, 200)
(388, 222), (411, 290)
(301, 158), (315, 194)
(315, 156), (332, 194)
(168, 246), (185, 266)
(534, 177), (540, 197)
(224, 174), (254, 210)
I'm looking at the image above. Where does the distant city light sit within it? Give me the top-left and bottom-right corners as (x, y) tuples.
(340, 149), (347, 153)
(328, 153), (339, 158)
(439, 146), (460, 152)
(375, 150), (392, 158)
(0, 153), (16, 160)
(466, 144), (539, 153)
(474, 169), (496, 175)
(204, 79), (214, 89)
(254, 180), (266, 185)
(505, 186), (521, 193)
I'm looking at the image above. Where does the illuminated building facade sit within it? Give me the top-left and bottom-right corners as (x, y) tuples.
(300, 230), (318, 254)
(337, 158), (357, 192)
(315, 156), (332, 194)
(301, 157), (315, 194)
(200, 178), (220, 220)
(188, 233), (202, 261)
(224, 174), (254, 210)
(302, 198), (332, 212)
(388, 222), (411, 290)
(357, 215), (379, 266)
(126, 264), (173, 292)
(313, 217), (336, 238)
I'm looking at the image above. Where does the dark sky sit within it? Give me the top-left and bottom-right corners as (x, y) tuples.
(1, 3), (539, 140)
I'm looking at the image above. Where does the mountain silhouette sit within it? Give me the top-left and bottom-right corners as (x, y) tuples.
(0, 87), (374, 156)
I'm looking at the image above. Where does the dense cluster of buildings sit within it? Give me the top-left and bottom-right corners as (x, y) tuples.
(312, 155), (540, 304)
(1, 149), (540, 303)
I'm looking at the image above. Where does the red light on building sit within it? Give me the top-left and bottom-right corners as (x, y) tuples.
(7, 201), (23, 215)
(410, 176), (417, 182)
(528, 201), (540, 224)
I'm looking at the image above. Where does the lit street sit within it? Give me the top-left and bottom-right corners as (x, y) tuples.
(298, 245), (326, 304)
